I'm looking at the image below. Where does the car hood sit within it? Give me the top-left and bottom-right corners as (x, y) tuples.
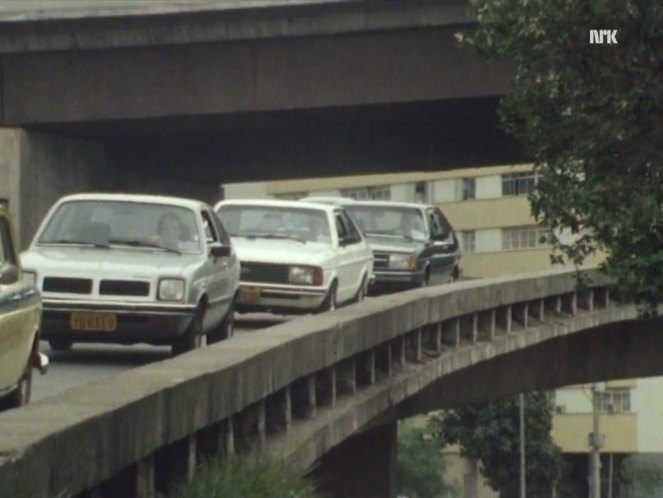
(231, 237), (331, 266)
(365, 235), (425, 254)
(21, 245), (198, 278)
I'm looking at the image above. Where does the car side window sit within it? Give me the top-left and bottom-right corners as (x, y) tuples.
(0, 218), (15, 266)
(335, 214), (349, 243)
(427, 209), (448, 240)
(201, 211), (219, 243)
(340, 212), (362, 245)
(210, 212), (231, 245)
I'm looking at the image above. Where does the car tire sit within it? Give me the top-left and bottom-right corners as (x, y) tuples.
(49, 338), (73, 352)
(1, 356), (33, 411)
(353, 274), (367, 303)
(319, 281), (338, 312)
(172, 309), (204, 356)
(208, 300), (234, 344)
(419, 269), (430, 288)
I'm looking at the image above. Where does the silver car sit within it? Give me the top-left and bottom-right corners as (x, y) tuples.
(215, 199), (373, 314)
(21, 194), (240, 356)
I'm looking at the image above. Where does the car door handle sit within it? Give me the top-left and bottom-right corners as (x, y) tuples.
(7, 293), (22, 303)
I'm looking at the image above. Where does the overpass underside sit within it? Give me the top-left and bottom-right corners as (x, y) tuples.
(0, 21), (521, 244)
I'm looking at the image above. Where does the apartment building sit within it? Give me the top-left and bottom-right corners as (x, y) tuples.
(222, 164), (603, 278)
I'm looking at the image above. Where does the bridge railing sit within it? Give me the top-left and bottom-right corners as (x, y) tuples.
(0, 268), (618, 497)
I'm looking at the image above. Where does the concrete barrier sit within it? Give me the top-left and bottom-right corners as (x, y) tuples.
(0, 267), (637, 497)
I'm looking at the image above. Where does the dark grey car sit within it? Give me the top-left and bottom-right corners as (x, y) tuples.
(339, 201), (461, 292)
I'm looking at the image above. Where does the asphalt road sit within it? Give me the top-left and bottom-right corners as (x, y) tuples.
(31, 313), (290, 402)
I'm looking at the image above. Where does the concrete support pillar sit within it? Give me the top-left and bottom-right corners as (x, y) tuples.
(562, 292), (578, 316)
(477, 310), (494, 341)
(154, 434), (197, 494)
(336, 359), (357, 396)
(315, 368), (336, 408)
(235, 401), (266, 453)
(135, 457), (155, 498)
(528, 298), (545, 323)
(313, 421), (397, 498)
(406, 328), (422, 362)
(512, 302), (529, 329)
(292, 376), (316, 419)
(434, 322), (443, 352)
(496, 305), (512, 334)
(578, 290), (594, 311)
(357, 350), (376, 386)
(459, 314), (476, 344)
(375, 343), (392, 377)
(267, 387), (292, 435)
(442, 318), (460, 347)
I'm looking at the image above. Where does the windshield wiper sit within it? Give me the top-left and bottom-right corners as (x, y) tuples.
(43, 239), (110, 249)
(240, 233), (306, 244)
(108, 238), (181, 255)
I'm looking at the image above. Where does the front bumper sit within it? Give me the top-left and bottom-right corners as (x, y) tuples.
(41, 299), (198, 345)
(236, 282), (327, 314)
(369, 270), (425, 292)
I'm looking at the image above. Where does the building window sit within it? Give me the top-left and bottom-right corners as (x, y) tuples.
(342, 187), (390, 201)
(502, 172), (538, 196)
(456, 178), (476, 200)
(502, 226), (550, 250)
(461, 231), (476, 253)
(599, 388), (631, 413)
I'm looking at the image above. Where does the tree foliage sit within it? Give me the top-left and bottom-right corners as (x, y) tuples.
(435, 393), (563, 498)
(397, 422), (458, 498)
(460, 0), (663, 313)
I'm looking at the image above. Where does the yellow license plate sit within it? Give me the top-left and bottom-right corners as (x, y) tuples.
(240, 287), (262, 303)
(70, 312), (117, 332)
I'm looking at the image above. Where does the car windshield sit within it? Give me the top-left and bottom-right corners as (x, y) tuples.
(38, 200), (202, 253)
(217, 205), (331, 245)
(344, 205), (428, 241)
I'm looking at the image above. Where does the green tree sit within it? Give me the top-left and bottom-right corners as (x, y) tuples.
(397, 422), (458, 498)
(436, 392), (563, 498)
(459, 0), (663, 313)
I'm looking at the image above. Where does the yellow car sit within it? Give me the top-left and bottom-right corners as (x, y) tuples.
(0, 207), (48, 410)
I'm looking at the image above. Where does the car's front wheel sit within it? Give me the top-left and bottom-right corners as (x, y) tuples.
(172, 309), (204, 356)
(208, 300), (234, 345)
(319, 281), (338, 312)
(0, 356), (33, 411)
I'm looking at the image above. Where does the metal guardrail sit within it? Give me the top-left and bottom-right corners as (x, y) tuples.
(0, 267), (629, 497)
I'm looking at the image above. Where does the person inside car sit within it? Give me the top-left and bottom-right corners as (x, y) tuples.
(154, 212), (196, 251)
(308, 215), (331, 243)
(403, 212), (427, 240)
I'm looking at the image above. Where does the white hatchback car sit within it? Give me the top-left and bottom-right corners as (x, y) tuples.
(215, 199), (373, 314)
(21, 194), (240, 356)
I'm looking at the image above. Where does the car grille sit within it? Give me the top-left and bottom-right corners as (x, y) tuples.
(240, 262), (290, 284)
(99, 280), (150, 297)
(373, 252), (390, 270)
(43, 277), (93, 294)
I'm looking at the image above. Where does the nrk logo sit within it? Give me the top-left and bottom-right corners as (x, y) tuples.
(589, 29), (618, 45)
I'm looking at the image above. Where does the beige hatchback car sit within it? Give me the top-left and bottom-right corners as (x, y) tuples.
(0, 207), (48, 410)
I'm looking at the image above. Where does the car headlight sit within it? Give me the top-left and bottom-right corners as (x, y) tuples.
(158, 278), (185, 301)
(388, 254), (417, 270)
(289, 266), (323, 285)
(22, 270), (37, 287)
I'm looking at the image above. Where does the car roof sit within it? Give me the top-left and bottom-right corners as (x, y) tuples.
(53, 193), (209, 211)
(215, 198), (338, 213)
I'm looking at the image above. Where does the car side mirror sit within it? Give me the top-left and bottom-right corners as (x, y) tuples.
(0, 264), (19, 285)
(210, 243), (231, 258)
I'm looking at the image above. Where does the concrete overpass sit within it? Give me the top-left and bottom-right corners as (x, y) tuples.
(0, 0), (520, 246)
(0, 268), (660, 498)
